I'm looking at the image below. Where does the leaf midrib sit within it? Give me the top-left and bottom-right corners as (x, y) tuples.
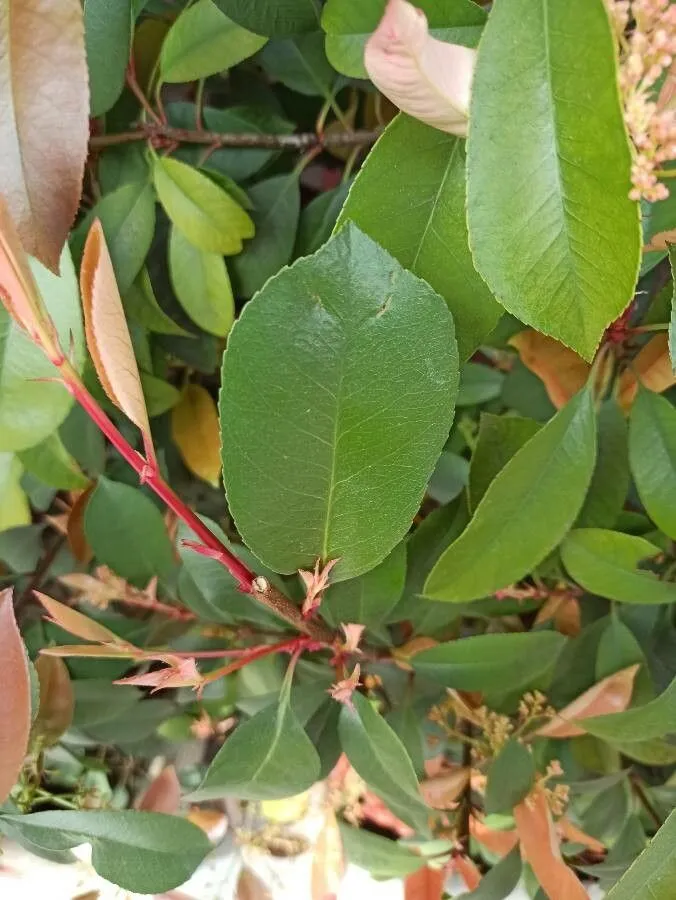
(410, 137), (460, 272)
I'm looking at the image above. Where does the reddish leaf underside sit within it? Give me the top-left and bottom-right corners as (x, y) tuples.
(0, 589), (31, 803)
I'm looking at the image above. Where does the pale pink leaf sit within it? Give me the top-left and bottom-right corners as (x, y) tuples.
(420, 766), (469, 809)
(136, 764), (181, 815)
(536, 664), (639, 739)
(311, 808), (345, 900)
(364, 0), (475, 136)
(0, 589), (31, 803)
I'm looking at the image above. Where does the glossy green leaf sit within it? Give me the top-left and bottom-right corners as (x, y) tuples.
(141, 372), (181, 417)
(152, 155), (254, 255)
(18, 434), (89, 490)
(605, 808), (676, 899)
(578, 400), (629, 529)
(212, 0), (320, 35)
(321, 0), (486, 79)
(485, 740), (535, 815)
(0, 247), (84, 452)
(561, 529), (676, 605)
(596, 615), (653, 706)
(0, 811), (211, 893)
(220, 223), (458, 581)
(466, 0), (640, 359)
(630, 390), (676, 538)
(123, 268), (190, 336)
(168, 227), (235, 336)
(306, 699), (342, 778)
(84, 0), (132, 116)
(191, 665), (321, 800)
(258, 34), (336, 96)
(424, 391), (596, 602)
(0, 454), (29, 532)
(456, 362), (505, 406)
(428, 452), (469, 505)
(98, 144), (150, 195)
(295, 181), (351, 257)
(583, 675), (676, 743)
(338, 692), (430, 834)
(230, 175), (301, 298)
(324, 541), (406, 629)
(469, 414), (540, 512)
(338, 116), (500, 358)
(338, 823), (424, 879)
(412, 631), (566, 692)
(464, 847), (522, 900)
(84, 477), (176, 586)
(160, 0), (267, 83)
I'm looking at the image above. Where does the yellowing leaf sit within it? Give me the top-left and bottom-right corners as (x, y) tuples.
(80, 220), (155, 463)
(0, 589), (30, 803)
(0, 0), (88, 271)
(617, 333), (676, 412)
(365, 0), (475, 136)
(536, 664), (639, 739)
(0, 453), (30, 532)
(509, 330), (591, 409)
(261, 791), (310, 824)
(32, 655), (74, 746)
(40, 644), (139, 658)
(136, 765), (181, 815)
(311, 808), (345, 900)
(171, 384), (222, 487)
(35, 591), (131, 646)
(514, 788), (588, 900)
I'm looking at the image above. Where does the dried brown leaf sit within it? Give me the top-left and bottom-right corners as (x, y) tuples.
(136, 764), (181, 815)
(33, 655), (73, 746)
(617, 333), (676, 411)
(509, 330), (591, 409)
(67, 485), (94, 564)
(0, 589), (30, 802)
(171, 384), (222, 487)
(0, 0), (88, 271)
(311, 808), (345, 900)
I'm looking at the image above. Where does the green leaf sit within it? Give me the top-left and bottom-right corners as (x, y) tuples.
(212, 0), (320, 35)
(296, 181), (352, 258)
(485, 740), (535, 815)
(191, 665), (321, 800)
(386, 700), (425, 779)
(338, 692), (430, 834)
(324, 541), (406, 629)
(152, 155), (254, 255)
(258, 33), (336, 96)
(466, 0), (640, 360)
(230, 175), (301, 298)
(583, 675), (676, 743)
(605, 808), (676, 899)
(321, 0), (486, 79)
(160, 0), (267, 83)
(596, 615), (653, 706)
(18, 434), (89, 490)
(0, 811), (211, 893)
(428, 452), (469, 505)
(84, 0), (132, 116)
(0, 454), (30, 532)
(84, 477), (176, 587)
(670, 247), (676, 371)
(612, 738), (676, 765)
(456, 362), (505, 406)
(123, 268), (190, 336)
(72, 182), (156, 294)
(306, 699), (342, 778)
(578, 400), (629, 529)
(412, 631), (566, 692)
(469, 413), (540, 512)
(141, 372), (181, 417)
(168, 227), (235, 336)
(0, 247), (84, 452)
(337, 116), (500, 358)
(463, 846), (522, 899)
(220, 223), (459, 581)
(560, 529), (676, 605)
(338, 823), (424, 879)
(630, 390), (676, 538)
(425, 391), (596, 602)
(98, 144), (150, 195)
(72, 679), (142, 728)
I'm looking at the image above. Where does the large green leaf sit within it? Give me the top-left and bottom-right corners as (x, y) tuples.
(411, 631), (566, 692)
(485, 740), (535, 815)
(560, 529), (676, 605)
(18, 434), (89, 490)
(230, 175), (301, 298)
(583, 675), (676, 743)
(258, 33), (336, 96)
(578, 400), (629, 529)
(0, 454), (30, 532)
(213, 0), (320, 35)
(324, 541), (406, 629)
(191, 665), (320, 800)
(337, 116), (500, 358)
(160, 0), (267, 82)
(466, 0), (640, 359)
(338, 823), (425, 879)
(338, 692), (430, 834)
(630, 390), (676, 538)
(152, 156), (254, 254)
(468, 413), (540, 512)
(296, 181), (352, 257)
(605, 808), (676, 899)
(168, 226), (235, 336)
(84, 477), (176, 587)
(220, 223), (458, 581)
(123, 268), (190, 337)
(0, 247), (84, 452)
(424, 391), (596, 602)
(463, 847), (522, 899)
(84, 0), (132, 116)
(0, 811), (211, 893)
(321, 0), (486, 79)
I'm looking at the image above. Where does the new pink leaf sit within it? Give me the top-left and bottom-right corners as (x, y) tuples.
(0, 590), (31, 803)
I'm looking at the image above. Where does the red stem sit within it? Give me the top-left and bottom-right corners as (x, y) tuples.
(202, 637), (308, 684)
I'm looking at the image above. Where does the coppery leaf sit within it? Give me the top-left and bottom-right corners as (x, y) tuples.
(420, 766), (469, 809)
(453, 855), (481, 891)
(311, 808), (345, 900)
(66, 485), (94, 564)
(617, 334), (676, 411)
(558, 817), (605, 854)
(136, 764), (182, 815)
(509, 330), (591, 409)
(35, 591), (130, 645)
(470, 816), (518, 857)
(236, 867), (271, 900)
(0, 589), (30, 803)
(32, 655), (74, 746)
(404, 866), (446, 900)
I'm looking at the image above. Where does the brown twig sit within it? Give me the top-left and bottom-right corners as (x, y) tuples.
(90, 123), (382, 151)
(630, 772), (663, 832)
(16, 533), (67, 612)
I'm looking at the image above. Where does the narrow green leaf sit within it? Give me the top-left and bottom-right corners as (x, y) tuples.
(152, 156), (254, 254)
(338, 823), (424, 879)
(84, 477), (176, 586)
(466, 0), (640, 359)
(160, 0), (267, 83)
(485, 740), (535, 814)
(469, 413), (540, 512)
(669, 247), (676, 371)
(560, 529), (676, 605)
(596, 615), (653, 705)
(230, 175), (301, 298)
(463, 846), (522, 900)
(0, 811), (211, 893)
(141, 372), (181, 417)
(84, 0), (132, 116)
(0, 454), (30, 532)
(258, 33), (336, 96)
(220, 223), (458, 581)
(123, 268), (190, 336)
(583, 675), (676, 743)
(18, 434), (89, 490)
(338, 116), (500, 358)
(212, 0), (320, 35)
(428, 452), (469, 505)
(98, 144), (150, 194)
(578, 400), (629, 529)
(605, 808), (676, 899)
(168, 227), (235, 336)
(386, 700), (425, 779)
(425, 391), (596, 602)
(412, 631), (566, 692)
(338, 692), (430, 834)
(72, 679), (142, 728)
(630, 390), (676, 538)
(324, 541), (406, 629)
(295, 181), (352, 257)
